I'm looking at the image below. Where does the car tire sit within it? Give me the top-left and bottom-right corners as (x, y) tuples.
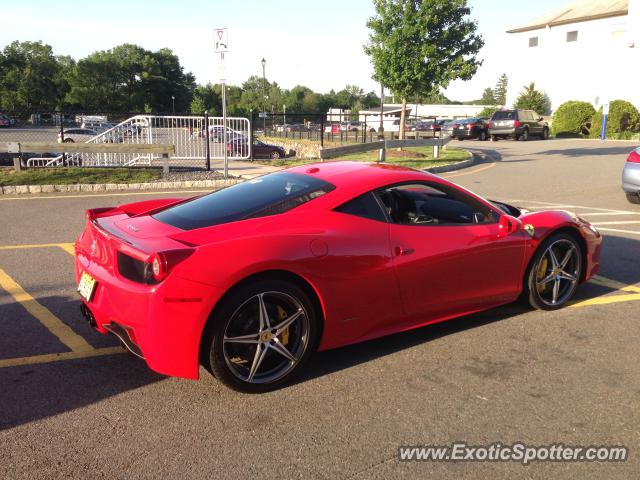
(542, 127), (549, 140)
(626, 193), (640, 204)
(522, 233), (583, 310)
(479, 131), (487, 141)
(204, 279), (319, 393)
(519, 128), (529, 141)
(63, 138), (74, 143)
(270, 150), (281, 159)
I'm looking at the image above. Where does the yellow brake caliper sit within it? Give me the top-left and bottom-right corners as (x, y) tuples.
(277, 305), (289, 345)
(537, 257), (549, 294)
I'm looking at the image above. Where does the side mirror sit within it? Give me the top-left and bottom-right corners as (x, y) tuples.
(538, 117), (544, 122)
(498, 214), (520, 238)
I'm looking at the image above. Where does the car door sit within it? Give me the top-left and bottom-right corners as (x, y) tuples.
(377, 182), (527, 324)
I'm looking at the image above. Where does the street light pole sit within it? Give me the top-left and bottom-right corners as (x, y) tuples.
(171, 95), (175, 115)
(261, 58), (267, 132)
(283, 104), (286, 127)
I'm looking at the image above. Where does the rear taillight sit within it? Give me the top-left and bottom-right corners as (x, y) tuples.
(488, 121), (492, 129)
(118, 248), (194, 284)
(627, 149), (640, 163)
(514, 120), (520, 128)
(148, 249), (194, 282)
(468, 123), (476, 128)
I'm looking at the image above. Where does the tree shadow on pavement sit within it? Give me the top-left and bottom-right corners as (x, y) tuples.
(537, 146), (635, 157)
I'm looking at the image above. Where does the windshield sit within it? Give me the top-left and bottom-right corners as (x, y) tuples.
(153, 172), (335, 230)
(492, 111), (516, 120)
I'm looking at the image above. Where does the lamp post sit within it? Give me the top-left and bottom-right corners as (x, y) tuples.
(171, 95), (175, 115)
(261, 58), (267, 131)
(378, 83), (384, 134)
(283, 104), (286, 127)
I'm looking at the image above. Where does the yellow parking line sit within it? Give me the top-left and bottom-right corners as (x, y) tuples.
(443, 162), (496, 178)
(57, 243), (75, 256)
(590, 275), (640, 294)
(570, 293), (640, 308)
(0, 268), (93, 353)
(0, 346), (124, 369)
(0, 242), (75, 253)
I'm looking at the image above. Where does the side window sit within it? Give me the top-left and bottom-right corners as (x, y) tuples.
(377, 183), (497, 226)
(334, 192), (387, 222)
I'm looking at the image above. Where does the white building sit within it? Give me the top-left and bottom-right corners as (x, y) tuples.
(505, 0), (640, 112)
(359, 103), (487, 130)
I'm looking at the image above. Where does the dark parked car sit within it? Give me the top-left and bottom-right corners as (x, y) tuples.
(0, 113), (16, 127)
(450, 117), (489, 141)
(227, 138), (287, 159)
(488, 109), (549, 141)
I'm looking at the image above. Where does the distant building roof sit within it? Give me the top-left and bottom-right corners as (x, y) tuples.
(359, 105), (410, 115)
(507, 0), (628, 33)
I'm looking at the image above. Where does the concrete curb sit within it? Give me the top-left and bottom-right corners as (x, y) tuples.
(0, 178), (242, 195)
(424, 152), (477, 174)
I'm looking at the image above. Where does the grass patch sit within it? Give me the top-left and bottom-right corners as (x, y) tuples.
(0, 167), (162, 186)
(255, 146), (470, 169)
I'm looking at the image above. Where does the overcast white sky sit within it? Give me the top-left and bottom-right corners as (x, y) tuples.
(1, 0), (563, 101)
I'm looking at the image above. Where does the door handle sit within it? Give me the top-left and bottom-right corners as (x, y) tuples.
(395, 245), (415, 256)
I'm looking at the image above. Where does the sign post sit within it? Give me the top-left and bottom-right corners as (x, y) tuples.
(600, 100), (609, 141)
(215, 28), (229, 178)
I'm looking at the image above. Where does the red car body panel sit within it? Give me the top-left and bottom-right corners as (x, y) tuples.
(75, 162), (602, 380)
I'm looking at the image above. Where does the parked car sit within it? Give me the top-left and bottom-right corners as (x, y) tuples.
(0, 113), (16, 127)
(488, 109), (549, 141)
(622, 147), (640, 204)
(58, 128), (100, 143)
(81, 120), (116, 131)
(58, 128), (122, 143)
(412, 119), (446, 135)
(324, 123), (341, 135)
(340, 121), (361, 132)
(440, 119), (462, 137)
(450, 117), (489, 141)
(228, 139), (286, 159)
(75, 162), (601, 392)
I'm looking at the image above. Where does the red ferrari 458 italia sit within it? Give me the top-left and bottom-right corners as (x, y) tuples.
(75, 162), (602, 392)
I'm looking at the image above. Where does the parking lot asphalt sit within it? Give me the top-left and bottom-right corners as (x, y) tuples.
(0, 138), (639, 479)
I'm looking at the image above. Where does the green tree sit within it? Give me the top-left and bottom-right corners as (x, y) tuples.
(493, 73), (508, 105)
(190, 83), (218, 114)
(365, 0), (483, 138)
(513, 82), (549, 114)
(0, 41), (65, 111)
(480, 87), (496, 105)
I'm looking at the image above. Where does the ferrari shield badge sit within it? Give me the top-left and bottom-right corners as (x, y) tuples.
(524, 224), (535, 238)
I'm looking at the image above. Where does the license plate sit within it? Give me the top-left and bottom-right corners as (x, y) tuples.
(78, 272), (97, 302)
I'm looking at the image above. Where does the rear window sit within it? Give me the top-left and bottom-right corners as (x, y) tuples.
(492, 111), (517, 120)
(153, 172), (334, 230)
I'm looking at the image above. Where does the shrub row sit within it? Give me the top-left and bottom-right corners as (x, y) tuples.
(552, 99), (640, 139)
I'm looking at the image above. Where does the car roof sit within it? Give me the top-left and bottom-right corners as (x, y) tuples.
(287, 161), (437, 198)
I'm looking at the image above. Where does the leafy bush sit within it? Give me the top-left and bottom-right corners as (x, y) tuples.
(590, 100), (640, 139)
(478, 105), (498, 118)
(551, 101), (596, 137)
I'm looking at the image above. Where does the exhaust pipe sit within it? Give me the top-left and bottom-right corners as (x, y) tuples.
(80, 304), (97, 328)
(102, 322), (144, 359)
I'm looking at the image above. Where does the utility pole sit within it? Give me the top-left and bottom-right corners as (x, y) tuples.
(215, 28), (229, 178)
(261, 58), (267, 132)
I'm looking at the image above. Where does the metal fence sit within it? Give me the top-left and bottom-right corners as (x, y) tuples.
(251, 112), (450, 146)
(0, 112), (250, 169)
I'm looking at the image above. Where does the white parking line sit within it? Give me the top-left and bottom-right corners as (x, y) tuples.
(596, 227), (640, 235)
(591, 221), (640, 226)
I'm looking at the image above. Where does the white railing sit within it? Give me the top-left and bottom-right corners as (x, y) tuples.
(27, 115), (250, 168)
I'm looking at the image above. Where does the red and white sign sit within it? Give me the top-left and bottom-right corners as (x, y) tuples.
(214, 28), (228, 53)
